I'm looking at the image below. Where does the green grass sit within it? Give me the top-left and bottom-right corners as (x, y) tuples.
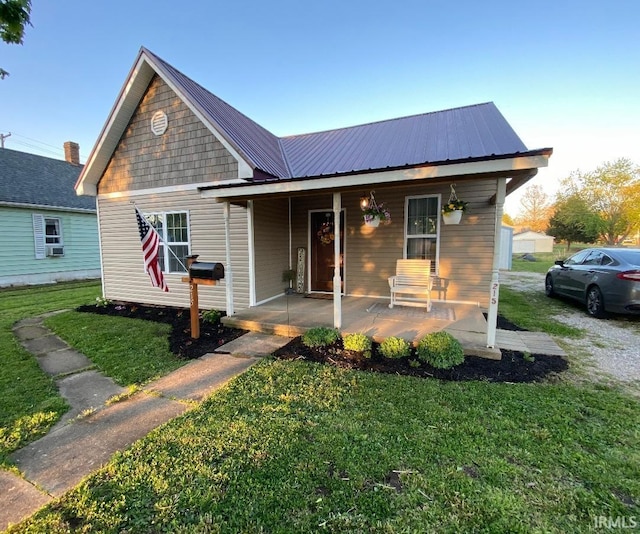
(13, 360), (640, 533)
(0, 281), (99, 463)
(499, 287), (584, 338)
(44, 311), (183, 386)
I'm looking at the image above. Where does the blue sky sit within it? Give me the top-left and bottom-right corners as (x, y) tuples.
(2, 0), (639, 215)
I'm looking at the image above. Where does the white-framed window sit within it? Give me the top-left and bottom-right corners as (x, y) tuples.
(146, 211), (190, 273)
(404, 195), (440, 273)
(45, 218), (62, 244)
(32, 214), (63, 259)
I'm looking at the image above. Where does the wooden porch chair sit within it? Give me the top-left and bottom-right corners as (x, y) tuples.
(388, 259), (433, 312)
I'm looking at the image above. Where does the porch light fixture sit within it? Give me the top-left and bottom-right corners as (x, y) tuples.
(360, 193), (371, 210)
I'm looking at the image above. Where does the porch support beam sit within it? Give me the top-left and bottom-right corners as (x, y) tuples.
(486, 178), (507, 348)
(223, 201), (235, 316)
(333, 192), (342, 329)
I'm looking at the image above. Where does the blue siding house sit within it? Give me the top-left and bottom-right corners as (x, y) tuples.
(0, 144), (101, 287)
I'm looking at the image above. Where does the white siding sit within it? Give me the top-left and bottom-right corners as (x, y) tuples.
(98, 192), (249, 311)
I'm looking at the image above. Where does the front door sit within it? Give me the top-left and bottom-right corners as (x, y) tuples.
(310, 211), (344, 292)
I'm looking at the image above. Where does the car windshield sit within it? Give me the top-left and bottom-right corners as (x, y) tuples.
(613, 249), (640, 267)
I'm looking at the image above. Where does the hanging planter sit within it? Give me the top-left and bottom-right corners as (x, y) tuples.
(360, 191), (391, 227)
(364, 214), (381, 227)
(441, 184), (468, 225)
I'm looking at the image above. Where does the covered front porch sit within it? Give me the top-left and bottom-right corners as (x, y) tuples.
(223, 294), (504, 359)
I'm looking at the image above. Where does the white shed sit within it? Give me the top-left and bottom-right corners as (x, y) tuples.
(512, 230), (554, 254)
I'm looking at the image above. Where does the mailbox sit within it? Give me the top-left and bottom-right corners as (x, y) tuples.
(189, 261), (224, 281)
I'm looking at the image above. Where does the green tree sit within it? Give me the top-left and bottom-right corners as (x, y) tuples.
(0, 0), (32, 79)
(547, 195), (603, 251)
(560, 159), (640, 245)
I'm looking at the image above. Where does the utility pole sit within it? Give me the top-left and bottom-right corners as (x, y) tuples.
(0, 132), (11, 148)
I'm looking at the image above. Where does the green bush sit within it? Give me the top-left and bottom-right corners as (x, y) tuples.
(302, 327), (340, 348)
(379, 336), (411, 359)
(416, 331), (464, 369)
(202, 309), (222, 324)
(342, 333), (372, 358)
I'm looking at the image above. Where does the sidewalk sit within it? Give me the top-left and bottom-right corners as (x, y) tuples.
(1, 318), (284, 531)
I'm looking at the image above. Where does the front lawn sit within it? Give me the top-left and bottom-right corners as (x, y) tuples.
(13, 359), (639, 533)
(0, 281), (99, 463)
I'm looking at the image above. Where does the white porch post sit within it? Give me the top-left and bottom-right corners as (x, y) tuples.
(333, 192), (342, 329)
(486, 178), (507, 348)
(223, 201), (234, 316)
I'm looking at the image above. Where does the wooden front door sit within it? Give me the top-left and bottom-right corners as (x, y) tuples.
(310, 211), (344, 292)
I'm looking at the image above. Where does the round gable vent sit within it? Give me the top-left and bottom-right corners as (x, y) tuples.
(150, 110), (168, 136)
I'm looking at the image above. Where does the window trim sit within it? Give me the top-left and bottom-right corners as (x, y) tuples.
(146, 211), (191, 274)
(403, 194), (441, 275)
(45, 217), (63, 245)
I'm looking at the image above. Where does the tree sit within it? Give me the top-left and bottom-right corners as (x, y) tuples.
(515, 183), (553, 233)
(560, 159), (640, 245)
(547, 195), (603, 251)
(502, 212), (515, 226)
(0, 0), (32, 79)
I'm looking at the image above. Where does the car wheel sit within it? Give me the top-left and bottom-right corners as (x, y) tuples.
(586, 285), (606, 318)
(545, 275), (556, 297)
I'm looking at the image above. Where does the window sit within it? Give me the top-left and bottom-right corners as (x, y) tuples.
(405, 196), (440, 273)
(564, 249), (590, 266)
(45, 218), (62, 244)
(146, 211), (190, 273)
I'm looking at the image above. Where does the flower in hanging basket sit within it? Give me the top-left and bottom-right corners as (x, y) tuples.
(362, 202), (391, 225)
(441, 199), (469, 214)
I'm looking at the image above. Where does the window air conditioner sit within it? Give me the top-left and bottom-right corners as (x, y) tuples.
(46, 245), (65, 257)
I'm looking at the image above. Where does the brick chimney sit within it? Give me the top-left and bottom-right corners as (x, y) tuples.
(63, 141), (80, 165)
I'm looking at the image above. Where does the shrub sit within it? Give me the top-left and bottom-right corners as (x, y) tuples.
(379, 336), (411, 359)
(416, 332), (464, 369)
(302, 327), (340, 348)
(202, 309), (222, 324)
(342, 333), (372, 358)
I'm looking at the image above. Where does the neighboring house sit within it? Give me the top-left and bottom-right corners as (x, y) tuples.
(75, 47), (552, 346)
(513, 230), (555, 254)
(0, 144), (101, 287)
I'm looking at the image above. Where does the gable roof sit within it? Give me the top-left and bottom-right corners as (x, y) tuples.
(77, 47), (551, 195)
(0, 148), (94, 211)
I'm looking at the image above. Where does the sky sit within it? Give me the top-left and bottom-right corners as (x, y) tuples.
(1, 0), (639, 216)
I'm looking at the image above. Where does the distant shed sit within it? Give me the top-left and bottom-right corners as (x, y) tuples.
(512, 230), (554, 254)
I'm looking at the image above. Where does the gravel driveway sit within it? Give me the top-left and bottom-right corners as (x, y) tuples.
(500, 271), (640, 386)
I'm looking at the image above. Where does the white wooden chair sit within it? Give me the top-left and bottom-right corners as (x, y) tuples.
(388, 259), (433, 311)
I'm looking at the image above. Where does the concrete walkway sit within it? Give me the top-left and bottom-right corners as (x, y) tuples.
(1, 320), (284, 531)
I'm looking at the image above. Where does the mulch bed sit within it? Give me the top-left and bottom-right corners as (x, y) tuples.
(77, 302), (247, 360)
(77, 302), (567, 382)
(272, 337), (568, 383)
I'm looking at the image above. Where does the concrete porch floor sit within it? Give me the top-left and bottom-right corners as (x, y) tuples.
(223, 294), (504, 359)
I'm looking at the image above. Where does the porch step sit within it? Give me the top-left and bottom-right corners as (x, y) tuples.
(222, 316), (310, 338)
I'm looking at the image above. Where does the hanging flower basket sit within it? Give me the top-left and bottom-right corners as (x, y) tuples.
(441, 184), (468, 225)
(361, 192), (391, 227)
(364, 214), (381, 227)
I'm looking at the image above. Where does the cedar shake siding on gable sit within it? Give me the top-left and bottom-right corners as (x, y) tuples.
(98, 75), (238, 194)
(97, 192), (250, 310)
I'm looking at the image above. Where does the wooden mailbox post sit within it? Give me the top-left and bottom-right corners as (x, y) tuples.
(181, 254), (223, 339)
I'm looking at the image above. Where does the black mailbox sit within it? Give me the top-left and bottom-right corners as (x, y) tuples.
(189, 262), (224, 281)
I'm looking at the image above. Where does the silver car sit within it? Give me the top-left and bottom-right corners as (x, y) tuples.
(545, 248), (640, 317)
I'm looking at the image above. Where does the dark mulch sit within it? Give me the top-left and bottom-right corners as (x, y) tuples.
(77, 302), (247, 359)
(273, 336), (568, 383)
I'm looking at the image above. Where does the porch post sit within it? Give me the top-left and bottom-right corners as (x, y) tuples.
(333, 192), (342, 329)
(486, 178), (506, 348)
(223, 201), (234, 316)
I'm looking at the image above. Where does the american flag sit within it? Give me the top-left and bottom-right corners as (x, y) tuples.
(135, 207), (168, 292)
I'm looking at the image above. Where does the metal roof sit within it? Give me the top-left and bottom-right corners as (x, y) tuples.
(0, 148), (95, 211)
(280, 103), (528, 178)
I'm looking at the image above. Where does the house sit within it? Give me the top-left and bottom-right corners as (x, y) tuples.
(75, 47), (552, 347)
(0, 144), (100, 287)
(512, 230), (555, 254)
